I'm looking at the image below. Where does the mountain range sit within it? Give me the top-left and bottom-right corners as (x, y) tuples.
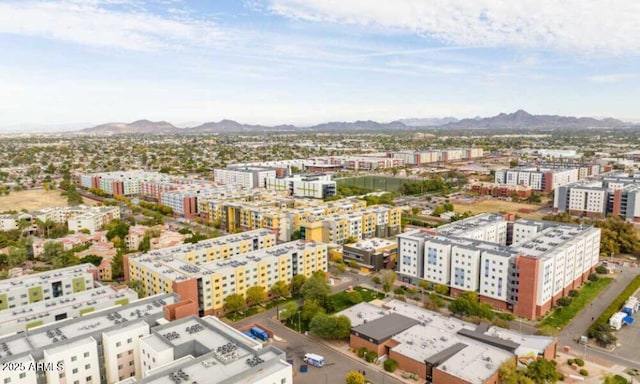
(74, 110), (630, 135)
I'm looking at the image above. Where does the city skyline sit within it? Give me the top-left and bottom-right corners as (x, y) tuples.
(0, 0), (639, 131)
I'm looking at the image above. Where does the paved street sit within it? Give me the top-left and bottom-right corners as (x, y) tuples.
(558, 268), (640, 368)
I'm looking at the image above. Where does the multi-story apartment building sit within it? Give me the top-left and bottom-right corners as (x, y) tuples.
(0, 285), (137, 337)
(300, 205), (402, 244)
(554, 173), (640, 221)
(32, 231), (107, 258)
(213, 166), (277, 189)
(306, 156), (405, 171)
(342, 237), (397, 271)
(67, 206), (120, 234)
(265, 174), (336, 199)
(119, 316), (291, 384)
(520, 161), (600, 180)
(1, 206), (110, 232)
(494, 167), (579, 192)
(0, 264), (98, 314)
(127, 237), (327, 316)
(0, 293), (189, 384)
(396, 214), (601, 319)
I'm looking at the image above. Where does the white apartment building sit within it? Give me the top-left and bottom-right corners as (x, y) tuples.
(0, 264), (97, 314)
(68, 206), (120, 234)
(495, 167), (579, 192)
(0, 293), (180, 384)
(265, 174), (336, 199)
(396, 214), (601, 319)
(43, 337), (101, 384)
(0, 286), (137, 337)
(213, 167), (277, 189)
(118, 316), (292, 384)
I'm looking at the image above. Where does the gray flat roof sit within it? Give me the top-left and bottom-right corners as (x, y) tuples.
(352, 313), (419, 342)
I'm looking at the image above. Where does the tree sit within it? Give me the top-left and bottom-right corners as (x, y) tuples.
(111, 251), (124, 280)
(52, 252), (80, 269)
(106, 220), (130, 242)
(384, 359), (398, 372)
(525, 358), (562, 384)
(344, 290), (363, 305)
(301, 299), (325, 321)
(224, 294), (246, 314)
(449, 291), (495, 320)
(64, 183), (84, 205)
(42, 241), (65, 262)
(278, 302), (298, 322)
(301, 275), (331, 307)
(380, 269), (397, 294)
(309, 313), (351, 339)
(138, 235), (151, 252)
(184, 231), (208, 244)
(590, 322), (617, 346)
(6, 246), (27, 267)
(290, 230), (302, 240)
(79, 255), (103, 266)
(246, 286), (267, 307)
(595, 265), (608, 275)
(290, 274), (307, 295)
(556, 297), (572, 307)
(434, 283), (449, 295)
(345, 371), (366, 384)
(270, 280), (290, 299)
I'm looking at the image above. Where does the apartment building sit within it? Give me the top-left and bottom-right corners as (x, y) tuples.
(1, 206), (102, 232)
(342, 237), (397, 271)
(396, 214), (600, 319)
(68, 206), (120, 234)
(82, 171), (168, 196)
(0, 286), (136, 337)
(127, 238), (327, 316)
(494, 167), (579, 192)
(306, 156), (405, 171)
(118, 316), (291, 384)
(265, 174), (336, 199)
(0, 293), (187, 384)
(300, 205), (402, 245)
(554, 174), (640, 221)
(520, 161), (600, 180)
(341, 300), (555, 383)
(32, 232), (107, 258)
(0, 264), (98, 314)
(213, 166), (277, 189)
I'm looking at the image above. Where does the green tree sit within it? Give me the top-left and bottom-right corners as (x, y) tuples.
(290, 230), (302, 240)
(278, 302), (298, 322)
(301, 275), (331, 308)
(525, 358), (562, 384)
(345, 371), (366, 384)
(290, 274), (307, 295)
(309, 313), (352, 339)
(111, 251), (124, 280)
(344, 290), (363, 305)
(380, 269), (397, 294)
(42, 241), (65, 262)
(224, 294), (246, 314)
(79, 255), (103, 266)
(6, 246), (28, 267)
(138, 235), (151, 252)
(301, 299), (325, 321)
(106, 220), (130, 242)
(270, 280), (291, 299)
(52, 251), (80, 269)
(246, 286), (267, 307)
(434, 283), (449, 295)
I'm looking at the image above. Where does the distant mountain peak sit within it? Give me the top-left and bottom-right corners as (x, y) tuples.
(442, 110), (627, 130)
(79, 120), (177, 135)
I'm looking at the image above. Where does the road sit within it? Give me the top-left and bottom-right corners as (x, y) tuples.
(235, 312), (404, 384)
(558, 268), (640, 369)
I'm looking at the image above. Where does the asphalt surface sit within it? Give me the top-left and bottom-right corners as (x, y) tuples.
(558, 267), (640, 368)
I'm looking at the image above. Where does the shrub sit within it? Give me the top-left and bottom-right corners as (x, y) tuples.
(568, 290), (579, 297)
(496, 312), (515, 321)
(567, 359), (574, 365)
(559, 373), (565, 381)
(574, 358), (585, 367)
(492, 318), (510, 329)
(579, 369), (589, 376)
(371, 276), (381, 285)
(365, 351), (378, 363)
(393, 287), (405, 295)
(596, 265), (608, 274)
(357, 347), (367, 358)
(384, 359), (398, 372)
(395, 294), (407, 302)
(557, 297), (572, 307)
(588, 274), (599, 282)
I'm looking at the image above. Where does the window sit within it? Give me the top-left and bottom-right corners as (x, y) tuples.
(73, 368), (78, 374)
(116, 342), (122, 347)
(84, 352), (89, 358)
(71, 356), (77, 362)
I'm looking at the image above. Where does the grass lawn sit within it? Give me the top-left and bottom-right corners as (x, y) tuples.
(0, 189), (95, 212)
(329, 286), (386, 313)
(225, 295), (300, 322)
(539, 277), (612, 334)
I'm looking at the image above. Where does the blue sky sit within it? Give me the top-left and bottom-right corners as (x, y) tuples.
(0, 0), (639, 130)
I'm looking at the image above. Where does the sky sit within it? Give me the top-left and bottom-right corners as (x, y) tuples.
(0, 0), (639, 131)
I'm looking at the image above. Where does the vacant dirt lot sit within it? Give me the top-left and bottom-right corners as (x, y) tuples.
(453, 199), (544, 219)
(0, 190), (95, 212)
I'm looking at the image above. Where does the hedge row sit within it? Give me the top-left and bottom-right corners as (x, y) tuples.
(588, 275), (640, 338)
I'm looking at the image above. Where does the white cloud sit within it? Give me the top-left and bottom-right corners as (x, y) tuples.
(267, 0), (640, 55)
(0, 1), (223, 52)
(587, 73), (637, 83)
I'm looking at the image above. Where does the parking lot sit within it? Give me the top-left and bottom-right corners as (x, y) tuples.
(610, 292), (640, 362)
(256, 318), (404, 384)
